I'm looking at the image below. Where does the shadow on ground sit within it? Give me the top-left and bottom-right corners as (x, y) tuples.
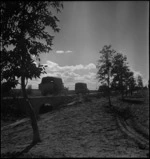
(121, 98), (144, 104)
(1, 142), (38, 158)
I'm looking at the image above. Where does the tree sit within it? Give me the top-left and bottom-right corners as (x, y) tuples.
(137, 75), (143, 89)
(111, 52), (129, 99)
(1, 1), (63, 144)
(124, 71), (136, 96)
(98, 83), (109, 97)
(97, 45), (116, 106)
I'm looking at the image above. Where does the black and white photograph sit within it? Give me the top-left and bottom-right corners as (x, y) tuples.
(1, 1), (149, 158)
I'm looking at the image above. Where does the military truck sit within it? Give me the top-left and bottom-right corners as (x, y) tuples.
(39, 76), (64, 96)
(75, 82), (89, 94)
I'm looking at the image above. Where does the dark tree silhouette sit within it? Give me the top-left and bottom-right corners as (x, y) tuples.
(98, 83), (109, 97)
(1, 1), (63, 144)
(137, 75), (143, 89)
(124, 71), (136, 96)
(111, 52), (129, 99)
(97, 45), (116, 106)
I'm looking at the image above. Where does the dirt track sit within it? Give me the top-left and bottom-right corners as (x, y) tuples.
(1, 97), (149, 158)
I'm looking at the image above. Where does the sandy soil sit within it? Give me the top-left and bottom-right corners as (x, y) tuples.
(1, 97), (149, 158)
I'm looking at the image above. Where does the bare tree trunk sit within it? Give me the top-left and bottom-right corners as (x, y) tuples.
(120, 73), (124, 100)
(125, 88), (127, 97)
(121, 89), (124, 99)
(107, 72), (112, 107)
(21, 76), (41, 144)
(130, 89), (133, 96)
(108, 92), (111, 106)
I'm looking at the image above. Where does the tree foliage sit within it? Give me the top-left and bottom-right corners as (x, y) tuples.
(1, 1), (63, 84)
(127, 73), (136, 95)
(111, 53), (130, 98)
(97, 45), (115, 84)
(137, 75), (143, 89)
(97, 45), (116, 106)
(97, 45), (137, 100)
(1, 1), (63, 144)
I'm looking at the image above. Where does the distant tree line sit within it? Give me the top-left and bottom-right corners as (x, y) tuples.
(97, 45), (146, 106)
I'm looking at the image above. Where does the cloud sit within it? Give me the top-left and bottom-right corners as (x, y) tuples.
(66, 50), (72, 53)
(130, 68), (143, 81)
(133, 71), (142, 79)
(46, 61), (96, 72)
(132, 71), (148, 86)
(23, 60), (97, 90)
(85, 63), (96, 69)
(56, 50), (64, 54)
(45, 61), (97, 89)
(129, 67), (148, 86)
(17, 60), (148, 89)
(56, 50), (73, 54)
(129, 66), (142, 78)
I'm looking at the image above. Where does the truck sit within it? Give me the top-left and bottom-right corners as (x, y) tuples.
(75, 82), (89, 94)
(39, 76), (64, 96)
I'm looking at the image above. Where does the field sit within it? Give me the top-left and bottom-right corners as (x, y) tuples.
(1, 89), (149, 158)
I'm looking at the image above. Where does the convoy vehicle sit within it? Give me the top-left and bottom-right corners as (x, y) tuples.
(39, 76), (64, 96)
(75, 82), (89, 94)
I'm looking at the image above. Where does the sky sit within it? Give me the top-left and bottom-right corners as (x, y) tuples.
(25, 1), (149, 90)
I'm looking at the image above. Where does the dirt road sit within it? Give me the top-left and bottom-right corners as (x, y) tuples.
(1, 97), (148, 158)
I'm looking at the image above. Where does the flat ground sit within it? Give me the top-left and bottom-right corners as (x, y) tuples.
(1, 93), (149, 158)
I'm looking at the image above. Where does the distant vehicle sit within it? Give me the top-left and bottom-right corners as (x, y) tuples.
(75, 82), (89, 94)
(39, 76), (64, 96)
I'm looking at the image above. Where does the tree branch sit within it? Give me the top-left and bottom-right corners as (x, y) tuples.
(25, 78), (28, 87)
